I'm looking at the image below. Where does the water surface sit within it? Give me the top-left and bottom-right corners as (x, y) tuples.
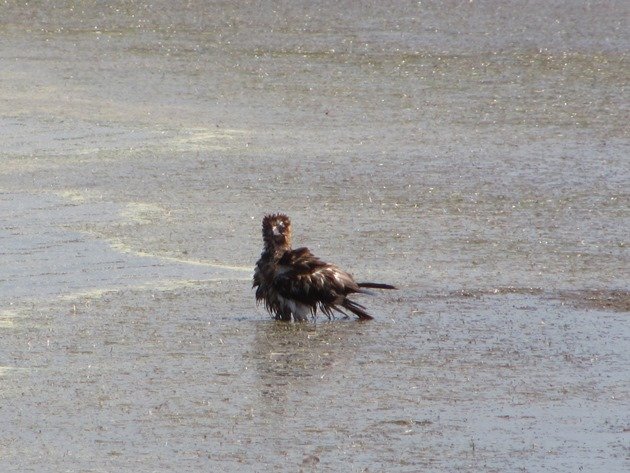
(1, 1), (628, 471)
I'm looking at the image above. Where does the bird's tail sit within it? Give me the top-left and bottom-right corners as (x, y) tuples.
(358, 282), (397, 290)
(341, 299), (374, 320)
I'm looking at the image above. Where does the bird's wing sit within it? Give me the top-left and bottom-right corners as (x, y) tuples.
(273, 248), (360, 305)
(252, 264), (261, 288)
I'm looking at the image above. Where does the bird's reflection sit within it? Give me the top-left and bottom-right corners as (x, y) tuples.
(248, 319), (367, 411)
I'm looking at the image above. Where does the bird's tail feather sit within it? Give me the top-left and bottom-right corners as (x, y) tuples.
(341, 299), (374, 320)
(358, 282), (397, 290)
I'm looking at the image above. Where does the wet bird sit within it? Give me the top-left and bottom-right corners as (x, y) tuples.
(253, 213), (396, 322)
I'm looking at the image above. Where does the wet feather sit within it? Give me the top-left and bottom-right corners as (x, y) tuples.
(253, 214), (396, 322)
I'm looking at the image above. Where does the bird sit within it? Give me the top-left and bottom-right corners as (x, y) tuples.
(253, 213), (396, 322)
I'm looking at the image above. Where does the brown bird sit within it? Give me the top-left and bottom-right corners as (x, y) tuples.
(253, 213), (396, 322)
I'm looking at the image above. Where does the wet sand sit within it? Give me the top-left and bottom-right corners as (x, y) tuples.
(1, 1), (628, 472)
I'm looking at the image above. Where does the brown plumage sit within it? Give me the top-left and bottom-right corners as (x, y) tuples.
(253, 213), (396, 322)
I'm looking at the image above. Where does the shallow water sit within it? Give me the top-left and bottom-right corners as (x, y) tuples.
(1, 1), (628, 472)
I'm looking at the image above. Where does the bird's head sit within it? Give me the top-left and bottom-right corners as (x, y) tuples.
(262, 213), (292, 251)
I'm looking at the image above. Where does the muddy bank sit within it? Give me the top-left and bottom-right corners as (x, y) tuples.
(557, 289), (630, 313)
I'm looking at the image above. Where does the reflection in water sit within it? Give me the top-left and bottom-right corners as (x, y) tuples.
(249, 320), (364, 411)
